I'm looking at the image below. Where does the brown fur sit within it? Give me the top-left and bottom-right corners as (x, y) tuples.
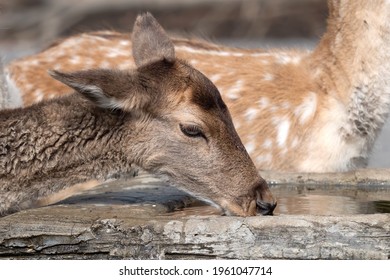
(0, 13), (276, 217)
(6, 1), (390, 172)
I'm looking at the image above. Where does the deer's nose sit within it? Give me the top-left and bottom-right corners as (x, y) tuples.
(257, 200), (277, 215)
(255, 179), (277, 215)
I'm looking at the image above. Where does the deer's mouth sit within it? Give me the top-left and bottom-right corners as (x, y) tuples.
(217, 179), (277, 216)
(256, 200), (277, 216)
(218, 195), (277, 217)
(253, 178), (277, 216)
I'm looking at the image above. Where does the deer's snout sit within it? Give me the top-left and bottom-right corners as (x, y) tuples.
(218, 178), (277, 217)
(255, 179), (277, 216)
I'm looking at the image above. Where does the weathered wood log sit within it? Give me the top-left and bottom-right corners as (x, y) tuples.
(0, 205), (388, 259)
(0, 172), (389, 260)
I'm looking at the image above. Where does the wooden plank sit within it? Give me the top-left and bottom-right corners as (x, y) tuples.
(0, 204), (388, 259)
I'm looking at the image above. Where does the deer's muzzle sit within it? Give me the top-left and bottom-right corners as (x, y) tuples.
(257, 199), (277, 215)
(254, 179), (277, 216)
(218, 179), (277, 216)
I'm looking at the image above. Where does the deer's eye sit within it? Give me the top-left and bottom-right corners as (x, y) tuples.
(180, 124), (205, 139)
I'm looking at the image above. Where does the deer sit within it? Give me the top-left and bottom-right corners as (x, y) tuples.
(0, 13), (276, 217)
(5, 0), (390, 173)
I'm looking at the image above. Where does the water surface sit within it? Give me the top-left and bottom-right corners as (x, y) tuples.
(270, 185), (390, 215)
(61, 177), (390, 217)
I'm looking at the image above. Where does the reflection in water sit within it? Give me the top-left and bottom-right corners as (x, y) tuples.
(166, 185), (390, 217)
(160, 204), (222, 218)
(275, 194), (366, 215)
(373, 200), (390, 213)
(270, 186), (390, 215)
(58, 176), (390, 217)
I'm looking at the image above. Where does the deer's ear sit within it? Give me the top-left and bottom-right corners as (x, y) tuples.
(132, 12), (175, 67)
(49, 69), (151, 111)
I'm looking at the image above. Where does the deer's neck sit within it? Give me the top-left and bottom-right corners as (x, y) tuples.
(0, 95), (137, 215)
(313, 1), (390, 143)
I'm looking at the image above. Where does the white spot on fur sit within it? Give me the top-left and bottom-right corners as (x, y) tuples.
(250, 53), (273, 58)
(256, 153), (272, 165)
(119, 40), (130, 46)
(244, 141), (256, 154)
(263, 73), (274, 81)
(107, 52), (120, 58)
(70, 56), (81, 65)
(210, 74), (221, 83)
(291, 56), (302, 64)
(244, 134), (257, 154)
(53, 64), (63, 70)
(294, 92), (318, 125)
(224, 80), (243, 100)
(24, 83), (33, 91)
(244, 108), (258, 122)
(276, 118), (290, 148)
(61, 38), (82, 49)
(101, 47), (128, 58)
(29, 59), (40, 66)
(34, 90), (44, 102)
(83, 58), (96, 69)
(263, 139), (273, 149)
(257, 97), (269, 109)
(274, 53), (301, 65)
(233, 119), (241, 130)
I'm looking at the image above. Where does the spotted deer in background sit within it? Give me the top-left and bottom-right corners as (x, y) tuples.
(0, 13), (276, 217)
(5, 0), (390, 172)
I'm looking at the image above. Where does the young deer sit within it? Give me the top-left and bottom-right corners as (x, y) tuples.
(0, 13), (276, 217)
(6, 0), (390, 172)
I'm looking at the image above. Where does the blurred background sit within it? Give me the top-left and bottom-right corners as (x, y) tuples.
(0, 0), (389, 168)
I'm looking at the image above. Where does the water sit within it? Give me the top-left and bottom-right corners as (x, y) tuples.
(159, 184), (390, 217)
(165, 198), (390, 218)
(63, 176), (390, 217)
(270, 185), (390, 215)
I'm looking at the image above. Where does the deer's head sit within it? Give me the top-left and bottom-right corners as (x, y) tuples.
(50, 13), (276, 216)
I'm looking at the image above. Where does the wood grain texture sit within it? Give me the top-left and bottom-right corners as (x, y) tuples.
(0, 204), (388, 259)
